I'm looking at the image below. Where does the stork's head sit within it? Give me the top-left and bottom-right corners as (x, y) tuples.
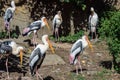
(42, 35), (55, 53)
(90, 7), (95, 15)
(82, 35), (93, 51)
(57, 11), (62, 15)
(90, 7), (94, 12)
(11, 0), (16, 11)
(22, 27), (30, 36)
(41, 17), (50, 30)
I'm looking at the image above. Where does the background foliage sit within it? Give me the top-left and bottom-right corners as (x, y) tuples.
(99, 10), (120, 72)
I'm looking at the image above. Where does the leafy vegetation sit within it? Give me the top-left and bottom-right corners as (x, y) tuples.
(0, 30), (18, 39)
(50, 30), (84, 43)
(60, 0), (86, 10)
(99, 10), (120, 73)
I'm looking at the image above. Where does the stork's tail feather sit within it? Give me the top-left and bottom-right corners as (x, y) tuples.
(69, 54), (73, 65)
(30, 66), (35, 76)
(22, 27), (30, 36)
(4, 21), (10, 31)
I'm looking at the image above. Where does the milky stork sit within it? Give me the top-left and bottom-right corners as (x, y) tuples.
(22, 17), (50, 46)
(0, 40), (24, 79)
(69, 35), (93, 75)
(4, 0), (16, 38)
(29, 35), (55, 80)
(88, 7), (98, 40)
(53, 11), (62, 41)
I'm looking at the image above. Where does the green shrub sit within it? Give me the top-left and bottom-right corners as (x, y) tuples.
(50, 30), (84, 43)
(0, 30), (7, 38)
(99, 11), (120, 72)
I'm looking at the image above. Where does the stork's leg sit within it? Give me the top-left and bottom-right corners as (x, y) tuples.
(94, 29), (97, 40)
(75, 64), (78, 75)
(55, 28), (59, 42)
(55, 29), (57, 42)
(78, 56), (82, 74)
(32, 33), (36, 48)
(91, 32), (94, 40)
(8, 22), (10, 39)
(36, 69), (43, 80)
(6, 57), (9, 79)
(57, 28), (59, 41)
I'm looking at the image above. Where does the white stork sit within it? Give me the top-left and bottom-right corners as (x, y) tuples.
(3, 40), (24, 65)
(69, 35), (93, 75)
(4, 0), (16, 38)
(0, 40), (24, 79)
(22, 17), (50, 46)
(88, 7), (98, 40)
(53, 11), (62, 41)
(29, 35), (54, 80)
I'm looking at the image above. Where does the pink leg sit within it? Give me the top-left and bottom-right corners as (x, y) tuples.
(75, 64), (78, 75)
(36, 69), (43, 80)
(32, 33), (36, 48)
(6, 58), (9, 79)
(7, 22), (10, 39)
(78, 56), (82, 73)
(5, 22), (10, 38)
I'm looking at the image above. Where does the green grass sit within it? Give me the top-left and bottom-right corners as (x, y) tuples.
(50, 30), (84, 43)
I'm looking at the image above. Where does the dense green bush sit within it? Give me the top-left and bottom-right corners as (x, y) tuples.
(99, 11), (120, 72)
(50, 30), (84, 43)
(0, 30), (18, 39)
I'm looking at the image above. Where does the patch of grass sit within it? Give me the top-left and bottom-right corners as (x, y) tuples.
(68, 73), (86, 80)
(50, 30), (84, 43)
(93, 69), (112, 80)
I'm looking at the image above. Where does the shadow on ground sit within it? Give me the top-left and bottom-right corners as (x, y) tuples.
(99, 60), (112, 69)
(44, 76), (55, 80)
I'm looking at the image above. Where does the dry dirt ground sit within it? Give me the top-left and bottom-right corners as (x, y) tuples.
(0, 37), (120, 80)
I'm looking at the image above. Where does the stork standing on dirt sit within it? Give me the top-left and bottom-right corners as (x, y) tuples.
(69, 35), (93, 75)
(4, 0), (16, 38)
(29, 35), (54, 80)
(22, 17), (50, 47)
(88, 7), (98, 40)
(0, 40), (24, 79)
(53, 11), (62, 42)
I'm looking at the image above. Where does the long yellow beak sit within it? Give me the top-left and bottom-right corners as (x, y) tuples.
(86, 36), (93, 51)
(44, 18), (50, 30)
(47, 38), (55, 53)
(20, 50), (23, 65)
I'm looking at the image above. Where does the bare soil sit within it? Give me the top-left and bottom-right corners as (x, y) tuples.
(0, 37), (120, 80)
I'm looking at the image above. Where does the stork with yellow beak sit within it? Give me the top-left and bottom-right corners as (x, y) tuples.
(3, 40), (24, 65)
(22, 17), (50, 46)
(69, 35), (93, 75)
(0, 40), (24, 79)
(29, 35), (54, 80)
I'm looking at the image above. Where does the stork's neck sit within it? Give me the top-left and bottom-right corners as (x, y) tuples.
(12, 47), (21, 55)
(43, 39), (48, 45)
(82, 38), (88, 48)
(12, 7), (15, 12)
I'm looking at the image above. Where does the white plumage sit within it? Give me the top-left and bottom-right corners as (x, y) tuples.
(69, 35), (93, 75)
(0, 40), (24, 79)
(52, 11), (62, 41)
(22, 17), (50, 46)
(4, 0), (16, 29)
(29, 35), (54, 80)
(88, 7), (98, 40)
(3, 40), (24, 65)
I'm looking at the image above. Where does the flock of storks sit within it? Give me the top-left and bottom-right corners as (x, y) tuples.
(0, 1), (93, 80)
